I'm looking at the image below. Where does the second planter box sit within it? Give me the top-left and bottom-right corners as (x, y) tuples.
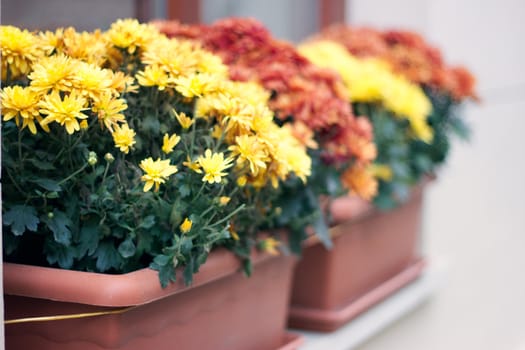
(289, 185), (427, 332)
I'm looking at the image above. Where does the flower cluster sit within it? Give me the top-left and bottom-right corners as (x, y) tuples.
(315, 25), (477, 102)
(1, 19), (310, 286)
(299, 40), (433, 143)
(302, 27), (476, 208)
(156, 18), (378, 204)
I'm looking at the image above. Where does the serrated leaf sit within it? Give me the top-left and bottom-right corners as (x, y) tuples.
(3, 205), (39, 236)
(44, 239), (75, 268)
(94, 242), (122, 271)
(118, 238), (136, 258)
(77, 223), (100, 256)
(150, 260), (176, 288)
(42, 210), (72, 245)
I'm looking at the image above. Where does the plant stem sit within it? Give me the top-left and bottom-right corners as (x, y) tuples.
(206, 203), (246, 229)
(17, 129), (23, 170)
(6, 168), (28, 197)
(191, 181), (207, 204)
(57, 163), (88, 186)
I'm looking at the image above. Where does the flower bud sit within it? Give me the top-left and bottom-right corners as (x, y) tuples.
(104, 153), (115, 163)
(87, 151), (98, 166)
(47, 212), (54, 219)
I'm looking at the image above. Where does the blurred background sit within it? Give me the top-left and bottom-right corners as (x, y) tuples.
(2, 0), (524, 349)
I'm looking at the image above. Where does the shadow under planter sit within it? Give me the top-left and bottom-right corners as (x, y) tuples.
(289, 185), (427, 332)
(4, 249), (303, 350)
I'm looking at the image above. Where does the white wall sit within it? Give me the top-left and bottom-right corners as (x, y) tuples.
(349, 0), (525, 349)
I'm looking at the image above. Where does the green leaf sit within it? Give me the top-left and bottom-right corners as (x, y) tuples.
(4, 205), (39, 236)
(140, 115), (161, 134)
(139, 215), (155, 229)
(289, 228), (306, 255)
(118, 238), (136, 258)
(44, 239), (75, 269)
(29, 159), (56, 170)
(94, 242), (122, 271)
(77, 223), (100, 256)
(180, 237), (193, 255)
(242, 259), (253, 278)
(312, 213), (332, 249)
(150, 258), (176, 288)
(153, 254), (171, 266)
(449, 117), (470, 140)
(196, 251), (208, 267)
(179, 184), (191, 198)
(42, 210), (72, 246)
(31, 178), (63, 192)
(183, 257), (194, 285)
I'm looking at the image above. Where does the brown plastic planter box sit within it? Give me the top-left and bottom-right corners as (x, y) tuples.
(289, 184), (427, 332)
(4, 249), (303, 350)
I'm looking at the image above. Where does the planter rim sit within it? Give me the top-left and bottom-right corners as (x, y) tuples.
(3, 248), (277, 307)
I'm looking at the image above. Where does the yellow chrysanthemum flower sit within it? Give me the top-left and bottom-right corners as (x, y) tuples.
(1, 25), (43, 79)
(108, 70), (139, 94)
(173, 110), (194, 129)
(228, 135), (268, 176)
(299, 41), (433, 142)
(39, 90), (89, 134)
(136, 65), (169, 90)
(260, 237), (280, 256)
(37, 28), (64, 56)
(141, 37), (197, 78)
(161, 133), (181, 154)
(62, 28), (108, 66)
(237, 176), (247, 187)
(368, 163), (393, 181)
(219, 196), (231, 206)
(91, 92), (127, 132)
(173, 73), (221, 98)
(106, 19), (159, 54)
(72, 62), (114, 99)
(196, 149), (234, 184)
(183, 156), (202, 173)
(139, 157), (178, 192)
(1, 86), (46, 134)
(28, 54), (78, 93)
(111, 123), (136, 154)
(193, 49), (229, 77)
(180, 218), (192, 233)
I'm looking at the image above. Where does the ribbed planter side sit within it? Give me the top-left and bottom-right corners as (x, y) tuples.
(289, 185), (426, 332)
(5, 249), (301, 350)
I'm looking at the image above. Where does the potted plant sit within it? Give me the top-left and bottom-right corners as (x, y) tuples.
(1, 19), (309, 349)
(285, 30), (476, 331)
